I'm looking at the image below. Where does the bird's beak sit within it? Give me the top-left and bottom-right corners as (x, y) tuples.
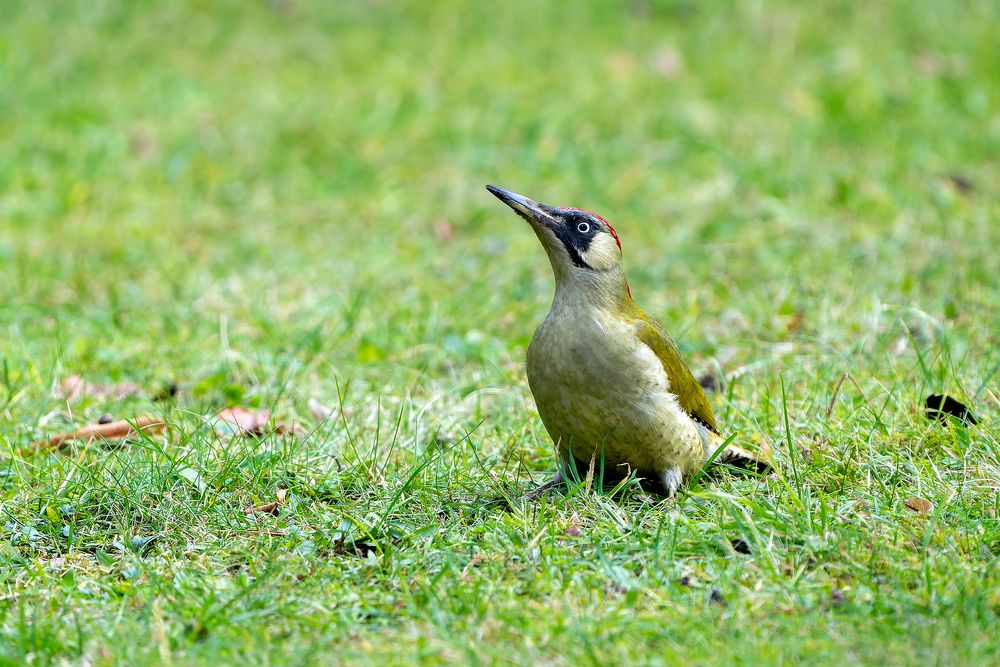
(486, 184), (557, 228)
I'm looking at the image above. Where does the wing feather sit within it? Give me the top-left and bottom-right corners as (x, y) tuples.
(633, 314), (719, 434)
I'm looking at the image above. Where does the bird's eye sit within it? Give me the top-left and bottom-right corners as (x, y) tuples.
(576, 222), (590, 234)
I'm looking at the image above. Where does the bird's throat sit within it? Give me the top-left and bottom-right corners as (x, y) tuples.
(550, 264), (636, 316)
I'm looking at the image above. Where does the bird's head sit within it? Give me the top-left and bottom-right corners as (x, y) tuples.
(487, 184), (632, 302)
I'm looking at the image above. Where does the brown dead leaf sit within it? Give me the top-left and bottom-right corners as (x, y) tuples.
(216, 407), (271, 436)
(785, 311), (804, 334)
(244, 487), (288, 516)
(564, 511), (583, 537)
(649, 45), (685, 79)
(56, 375), (142, 403)
(273, 422), (304, 436)
(27, 415), (166, 455)
(904, 497), (934, 515)
(755, 434), (774, 464)
(308, 398), (335, 422)
(56, 376), (88, 402)
(245, 502), (280, 516)
(433, 219), (455, 243)
(460, 552), (488, 582)
(215, 407), (302, 438)
(215, 406), (305, 436)
(129, 127), (159, 159)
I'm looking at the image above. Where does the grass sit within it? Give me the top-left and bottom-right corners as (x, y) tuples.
(1, 0), (998, 664)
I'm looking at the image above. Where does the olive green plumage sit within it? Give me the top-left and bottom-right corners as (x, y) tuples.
(632, 311), (718, 434)
(486, 184), (767, 495)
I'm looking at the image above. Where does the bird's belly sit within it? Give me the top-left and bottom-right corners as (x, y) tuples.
(526, 316), (704, 476)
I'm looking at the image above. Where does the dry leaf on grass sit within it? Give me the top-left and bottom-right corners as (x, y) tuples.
(308, 398), (335, 422)
(564, 511), (583, 537)
(753, 434), (775, 466)
(433, 219), (455, 242)
(244, 503), (280, 517)
(904, 497), (934, 515)
(27, 415), (166, 454)
(215, 407), (302, 437)
(244, 488), (288, 516)
(785, 311), (805, 334)
(56, 375), (143, 403)
(273, 422), (304, 436)
(924, 394), (979, 426)
(460, 552), (489, 582)
(649, 45), (684, 79)
(215, 407), (271, 436)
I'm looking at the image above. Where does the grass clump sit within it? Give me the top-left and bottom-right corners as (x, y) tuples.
(1, 0), (998, 664)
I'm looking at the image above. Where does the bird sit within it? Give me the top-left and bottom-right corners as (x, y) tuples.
(486, 184), (768, 496)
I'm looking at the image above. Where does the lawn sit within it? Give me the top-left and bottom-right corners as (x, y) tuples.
(1, 0), (998, 664)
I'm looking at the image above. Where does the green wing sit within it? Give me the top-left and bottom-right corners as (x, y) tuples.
(633, 313), (719, 434)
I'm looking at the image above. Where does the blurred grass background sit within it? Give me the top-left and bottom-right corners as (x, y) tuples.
(1, 0), (998, 664)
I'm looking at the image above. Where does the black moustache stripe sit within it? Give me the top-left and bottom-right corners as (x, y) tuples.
(552, 220), (593, 269)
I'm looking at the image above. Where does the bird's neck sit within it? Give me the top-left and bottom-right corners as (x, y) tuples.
(550, 263), (635, 316)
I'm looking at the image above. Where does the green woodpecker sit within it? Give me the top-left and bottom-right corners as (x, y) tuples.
(487, 185), (767, 495)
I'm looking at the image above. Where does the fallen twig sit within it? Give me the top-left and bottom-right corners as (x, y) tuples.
(826, 372), (869, 420)
(27, 415), (166, 455)
(244, 501), (281, 516)
(243, 488), (287, 516)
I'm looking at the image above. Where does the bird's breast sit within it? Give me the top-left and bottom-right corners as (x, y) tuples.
(526, 307), (699, 472)
(528, 309), (658, 399)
